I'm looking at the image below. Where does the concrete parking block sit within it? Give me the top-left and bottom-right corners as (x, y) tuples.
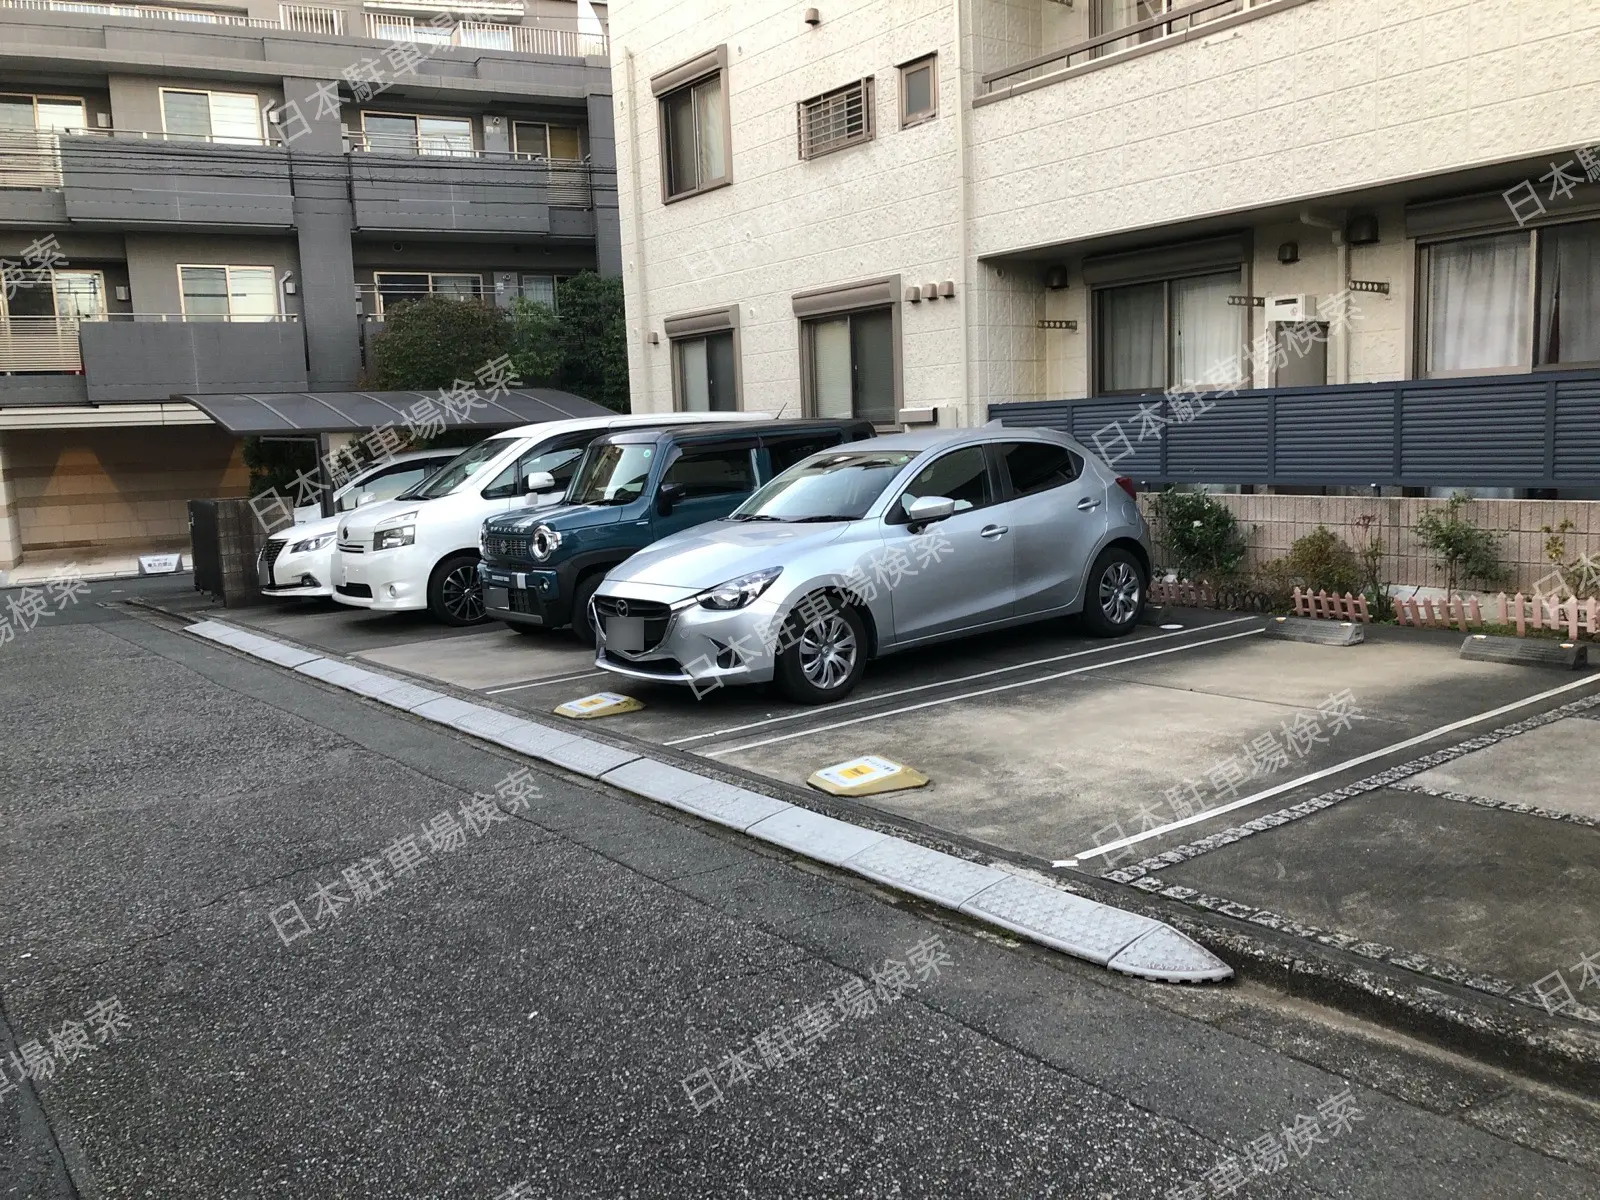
(1106, 924), (1234, 983)
(241, 639), (321, 669)
(960, 874), (1164, 967)
(745, 805), (891, 866)
(1264, 616), (1364, 646)
(539, 736), (641, 778)
(368, 681), (447, 711)
(485, 721), (580, 759)
(292, 658), (380, 690)
(841, 837), (1010, 909)
(1461, 635), (1588, 669)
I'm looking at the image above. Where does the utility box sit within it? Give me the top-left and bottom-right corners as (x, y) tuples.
(1265, 293), (1318, 324)
(187, 498), (267, 608)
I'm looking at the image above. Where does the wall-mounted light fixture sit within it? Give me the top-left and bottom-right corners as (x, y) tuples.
(1277, 241), (1299, 265)
(1044, 265), (1069, 290)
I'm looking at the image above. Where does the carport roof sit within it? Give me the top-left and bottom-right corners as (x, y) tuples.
(173, 388), (610, 435)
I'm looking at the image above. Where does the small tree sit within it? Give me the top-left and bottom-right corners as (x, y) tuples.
(1260, 525), (1362, 596)
(1149, 489), (1249, 581)
(551, 272), (630, 413)
(1353, 512), (1394, 621)
(367, 295), (513, 391)
(1413, 493), (1507, 596)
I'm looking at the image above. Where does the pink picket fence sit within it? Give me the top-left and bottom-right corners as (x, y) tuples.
(1390, 592), (1600, 638)
(1290, 589), (1371, 622)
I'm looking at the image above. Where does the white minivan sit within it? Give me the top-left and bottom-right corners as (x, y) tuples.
(330, 412), (767, 625)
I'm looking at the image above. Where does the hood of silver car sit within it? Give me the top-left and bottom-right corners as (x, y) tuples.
(604, 520), (850, 589)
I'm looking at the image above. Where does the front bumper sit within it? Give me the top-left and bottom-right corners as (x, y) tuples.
(258, 541), (334, 599)
(479, 563), (565, 628)
(331, 544), (428, 612)
(591, 586), (784, 689)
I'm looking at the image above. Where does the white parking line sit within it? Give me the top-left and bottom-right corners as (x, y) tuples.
(705, 627), (1265, 758)
(1063, 670), (1600, 866)
(664, 617), (1261, 747)
(484, 670), (607, 695)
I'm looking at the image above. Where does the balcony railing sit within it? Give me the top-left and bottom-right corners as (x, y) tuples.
(0, 316), (85, 373)
(0, 0), (608, 55)
(344, 136), (596, 205)
(0, 127), (65, 188)
(362, 12), (607, 57)
(983, 0), (1291, 96)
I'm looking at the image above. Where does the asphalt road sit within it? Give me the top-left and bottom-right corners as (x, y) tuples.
(1, 590), (1597, 1199)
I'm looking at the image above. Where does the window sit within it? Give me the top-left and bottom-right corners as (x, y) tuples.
(899, 56), (937, 127)
(654, 47), (729, 200)
(1095, 268), (1245, 393)
(361, 113), (473, 156)
(1419, 219), (1600, 375)
(799, 78), (874, 160)
(1092, 0), (1239, 55)
(807, 309), (896, 424)
(892, 447), (993, 521)
(161, 89), (262, 144)
(1537, 221), (1600, 367)
(998, 441), (1080, 497)
(735, 449), (918, 522)
(674, 331), (738, 412)
(481, 442), (588, 500)
(178, 266), (277, 321)
(0, 270), (106, 322)
(513, 122), (582, 160)
(663, 448), (756, 498)
(407, 437), (517, 500)
(338, 463), (439, 512)
(0, 93), (85, 133)
(768, 435), (845, 476)
(373, 272), (483, 315)
(519, 273), (573, 310)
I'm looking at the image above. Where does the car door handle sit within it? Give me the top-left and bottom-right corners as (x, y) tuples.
(1076, 497), (1101, 511)
(980, 524), (1009, 539)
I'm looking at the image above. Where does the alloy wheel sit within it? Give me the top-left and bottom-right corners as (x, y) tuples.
(442, 564), (484, 622)
(798, 613), (858, 690)
(1099, 561), (1141, 625)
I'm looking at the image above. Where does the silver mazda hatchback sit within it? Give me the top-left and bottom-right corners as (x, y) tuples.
(591, 427), (1153, 704)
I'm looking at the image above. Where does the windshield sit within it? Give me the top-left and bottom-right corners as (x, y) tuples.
(731, 450), (917, 522)
(399, 438), (518, 500)
(568, 443), (657, 506)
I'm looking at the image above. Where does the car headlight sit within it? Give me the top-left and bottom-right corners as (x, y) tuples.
(697, 566), (782, 610)
(530, 525), (562, 561)
(374, 525), (415, 551)
(289, 533), (335, 554)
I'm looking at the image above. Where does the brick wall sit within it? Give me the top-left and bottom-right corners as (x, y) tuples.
(7, 427), (249, 557)
(1139, 493), (1600, 595)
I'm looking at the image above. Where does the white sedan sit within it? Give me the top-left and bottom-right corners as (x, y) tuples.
(256, 450), (457, 600)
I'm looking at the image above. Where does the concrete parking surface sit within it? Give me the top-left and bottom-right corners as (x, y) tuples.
(158, 580), (1600, 1041)
(3, 585), (1600, 1198)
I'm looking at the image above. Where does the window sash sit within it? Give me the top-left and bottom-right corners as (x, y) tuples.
(1423, 231), (1532, 376)
(162, 89), (259, 144)
(663, 75), (725, 196)
(806, 309), (894, 422)
(1536, 219), (1600, 367)
(901, 59), (936, 124)
(1094, 269), (1243, 394)
(180, 265), (276, 321)
(675, 331), (737, 411)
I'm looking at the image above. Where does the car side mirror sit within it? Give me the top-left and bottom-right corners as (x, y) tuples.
(903, 494), (957, 526)
(523, 470), (557, 495)
(355, 491), (378, 507)
(656, 482), (683, 516)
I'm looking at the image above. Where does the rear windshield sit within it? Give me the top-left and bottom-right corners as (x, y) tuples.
(399, 437), (518, 500)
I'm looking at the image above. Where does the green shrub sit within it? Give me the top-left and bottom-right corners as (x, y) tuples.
(1413, 493), (1507, 596)
(1149, 489), (1248, 581)
(1259, 525), (1362, 596)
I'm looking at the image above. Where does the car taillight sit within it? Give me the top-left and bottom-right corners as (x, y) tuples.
(1115, 476), (1137, 501)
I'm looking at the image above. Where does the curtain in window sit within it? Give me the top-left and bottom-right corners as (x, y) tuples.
(1171, 270), (1244, 388)
(520, 274), (556, 308)
(810, 318), (853, 419)
(35, 99), (85, 132)
(678, 338), (711, 411)
(695, 77), (725, 183)
(1098, 282), (1163, 392)
(208, 93), (261, 144)
(162, 91), (212, 140)
(1426, 232), (1530, 373)
(418, 116), (472, 156)
(1538, 220), (1600, 365)
(227, 267), (278, 321)
(664, 89), (698, 195)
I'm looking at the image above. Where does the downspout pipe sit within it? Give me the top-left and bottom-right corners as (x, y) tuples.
(1299, 209), (1349, 385)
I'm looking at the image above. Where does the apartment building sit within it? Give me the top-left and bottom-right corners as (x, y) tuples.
(610, 0), (1600, 499)
(0, 0), (618, 570)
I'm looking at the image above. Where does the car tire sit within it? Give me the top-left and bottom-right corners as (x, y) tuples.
(570, 573), (603, 647)
(774, 591), (868, 705)
(428, 552), (487, 626)
(1080, 546), (1146, 637)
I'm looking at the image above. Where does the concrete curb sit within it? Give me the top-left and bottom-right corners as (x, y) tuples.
(181, 618), (1232, 986)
